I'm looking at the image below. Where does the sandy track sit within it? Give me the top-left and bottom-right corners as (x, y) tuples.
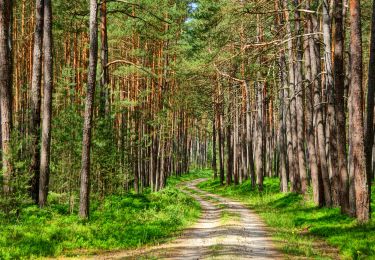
(95, 179), (282, 260)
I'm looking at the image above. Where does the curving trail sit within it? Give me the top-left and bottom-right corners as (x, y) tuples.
(99, 179), (282, 260)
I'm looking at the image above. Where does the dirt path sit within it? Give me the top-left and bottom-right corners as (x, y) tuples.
(99, 179), (282, 260)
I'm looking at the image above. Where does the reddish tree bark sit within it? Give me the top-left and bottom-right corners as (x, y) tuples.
(349, 0), (370, 223)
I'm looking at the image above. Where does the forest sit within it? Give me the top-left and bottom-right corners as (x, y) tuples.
(0, 0), (374, 259)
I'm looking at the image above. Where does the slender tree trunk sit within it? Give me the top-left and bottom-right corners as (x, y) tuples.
(310, 6), (332, 206)
(293, 0), (308, 193)
(365, 0), (375, 215)
(255, 81), (264, 191)
(323, 0), (341, 206)
(212, 112), (217, 179)
(349, 0), (370, 223)
(333, 0), (350, 214)
(99, 0), (108, 117)
(347, 48), (357, 215)
(233, 94), (239, 185)
(0, 0), (13, 195)
(30, 0), (44, 203)
(304, 2), (323, 205)
(79, 0), (99, 219)
(226, 122), (233, 185)
(218, 104), (225, 185)
(278, 54), (289, 193)
(283, 1), (299, 192)
(39, 0), (53, 207)
(244, 82), (256, 189)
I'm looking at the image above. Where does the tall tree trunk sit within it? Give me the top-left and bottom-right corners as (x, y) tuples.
(212, 112), (217, 179)
(255, 81), (264, 191)
(244, 82), (256, 189)
(310, 5), (332, 206)
(226, 122), (233, 186)
(0, 0), (13, 195)
(99, 0), (108, 117)
(30, 0), (44, 203)
(283, 0), (299, 192)
(333, 0), (350, 214)
(39, 0), (53, 208)
(218, 103), (225, 185)
(323, 0), (340, 206)
(233, 94), (239, 185)
(293, 0), (308, 193)
(349, 0), (370, 223)
(365, 0), (375, 215)
(304, 1), (323, 205)
(79, 0), (99, 219)
(278, 54), (289, 193)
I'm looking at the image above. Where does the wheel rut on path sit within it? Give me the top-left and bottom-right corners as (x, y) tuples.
(100, 179), (282, 260)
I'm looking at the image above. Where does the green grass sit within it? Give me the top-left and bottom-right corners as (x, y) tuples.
(0, 171), (206, 259)
(198, 174), (375, 259)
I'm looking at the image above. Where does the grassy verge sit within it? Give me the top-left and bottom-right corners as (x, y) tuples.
(0, 171), (208, 259)
(198, 175), (375, 259)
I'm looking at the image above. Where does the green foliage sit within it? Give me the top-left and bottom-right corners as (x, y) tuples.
(199, 176), (375, 259)
(50, 102), (83, 198)
(0, 186), (200, 259)
(0, 130), (32, 217)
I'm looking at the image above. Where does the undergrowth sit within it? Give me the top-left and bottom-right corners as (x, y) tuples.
(0, 171), (206, 259)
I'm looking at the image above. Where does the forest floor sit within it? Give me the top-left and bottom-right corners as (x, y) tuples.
(0, 173), (204, 259)
(97, 178), (282, 260)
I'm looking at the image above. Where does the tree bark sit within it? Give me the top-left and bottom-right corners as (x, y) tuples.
(333, 0), (350, 214)
(349, 0), (370, 223)
(283, 0), (300, 192)
(278, 53), (289, 193)
(79, 0), (99, 219)
(30, 0), (44, 203)
(310, 5), (332, 206)
(212, 110), (217, 179)
(226, 115), (233, 186)
(0, 0), (13, 195)
(293, 0), (308, 194)
(365, 0), (375, 215)
(304, 1), (323, 205)
(323, 0), (340, 206)
(244, 82), (256, 189)
(99, 0), (109, 117)
(39, 0), (53, 208)
(218, 100), (225, 185)
(255, 81), (264, 191)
